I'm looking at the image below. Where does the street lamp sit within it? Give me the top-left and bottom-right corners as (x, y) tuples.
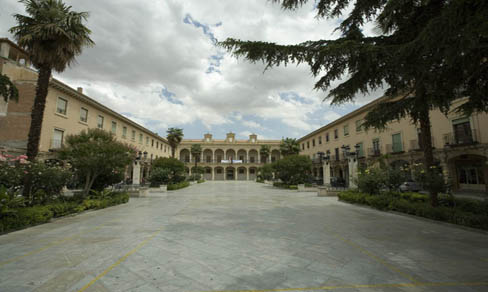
(354, 143), (361, 161)
(325, 150), (331, 165)
(341, 145), (350, 160)
(317, 151), (325, 163)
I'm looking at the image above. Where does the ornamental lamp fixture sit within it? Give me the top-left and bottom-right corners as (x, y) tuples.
(143, 151), (148, 160)
(317, 151), (325, 163)
(325, 150), (331, 165)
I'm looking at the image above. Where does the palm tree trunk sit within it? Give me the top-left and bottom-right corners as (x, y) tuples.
(171, 147), (175, 158)
(26, 64), (52, 161)
(419, 103), (438, 207)
(22, 65), (52, 197)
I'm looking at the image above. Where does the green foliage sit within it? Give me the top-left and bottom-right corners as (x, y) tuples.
(357, 165), (409, 194)
(0, 186), (25, 218)
(152, 157), (185, 184)
(258, 164), (274, 181)
(0, 74), (19, 103)
(91, 168), (124, 191)
(187, 174), (201, 181)
(338, 190), (488, 230)
(9, 0), (94, 72)
(0, 205), (53, 233)
(166, 128), (184, 158)
(411, 163), (446, 194)
(197, 179), (205, 184)
(191, 166), (205, 174)
(271, 155), (312, 185)
(167, 181), (190, 191)
(273, 182), (298, 190)
(58, 128), (135, 195)
(149, 168), (171, 187)
(190, 144), (202, 161)
(280, 138), (300, 156)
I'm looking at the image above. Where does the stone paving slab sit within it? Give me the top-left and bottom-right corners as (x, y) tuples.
(0, 181), (487, 292)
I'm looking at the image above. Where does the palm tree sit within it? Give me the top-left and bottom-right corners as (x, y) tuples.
(0, 74), (19, 103)
(166, 127), (183, 158)
(190, 144), (202, 170)
(9, 0), (94, 161)
(280, 138), (300, 156)
(259, 145), (271, 163)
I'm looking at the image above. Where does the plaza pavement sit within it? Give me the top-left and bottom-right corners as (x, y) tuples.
(0, 181), (487, 292)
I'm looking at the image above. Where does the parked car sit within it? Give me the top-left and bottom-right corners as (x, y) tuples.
(330, 177), (346, 188)
(399, 180), (422, 192)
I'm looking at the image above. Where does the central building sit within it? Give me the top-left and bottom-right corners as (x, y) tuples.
(178, 133), (281, 181)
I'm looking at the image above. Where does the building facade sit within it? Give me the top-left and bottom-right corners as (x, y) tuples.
(298, 97), (488, 194)
(0, 38), (171, 184)
(177, 133), (281, 181)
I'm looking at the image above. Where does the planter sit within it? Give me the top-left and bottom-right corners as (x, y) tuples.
(317, 187), (340, 197)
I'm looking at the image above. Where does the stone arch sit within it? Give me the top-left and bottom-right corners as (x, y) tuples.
(271, 149), (280, 162)
(226, 149), (236, 161)
(248, 149), (259, 163)
(203, 149), (213, 163)
(214, 149), (224, 163)
(180, 149), (190, 162)
(248, 167), (258, 180)
(237, 149), (247, 162)
(225, 166), (235, 180)
(237, 166), (247, 180)
(214, 166), (224, 180)
(204, 167), (212, 180)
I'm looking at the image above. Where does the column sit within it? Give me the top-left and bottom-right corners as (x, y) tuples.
(224, 168), (227, 181)
(246, 168), (249, 181)
(349, 158), (358, 188)
(323, 162), (330, 186)
(211, 168), (214, 181)
(234, 168), (237, 181)
(132, 162), (141, 185)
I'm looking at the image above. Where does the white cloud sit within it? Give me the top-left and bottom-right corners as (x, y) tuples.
(0, 0), (384, 140)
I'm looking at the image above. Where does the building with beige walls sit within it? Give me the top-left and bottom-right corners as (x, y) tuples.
(298, 97), (488, 193)
(177, 133), (281, 181)
(0, 38), (171, 184)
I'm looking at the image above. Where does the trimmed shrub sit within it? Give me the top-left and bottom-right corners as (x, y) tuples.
(0, 206), (53, 232)
(167, 181), (190, 191)
(149, 168), (171, 187)
(273, 182), (298, 190)
(339, 190), (488, 230)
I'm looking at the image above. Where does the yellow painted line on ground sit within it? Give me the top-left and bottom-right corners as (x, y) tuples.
(77, 228), (163, 292)
(0, 223), (110, 268)
(198, 281), (488, 292)
(321, 226), (420, 283)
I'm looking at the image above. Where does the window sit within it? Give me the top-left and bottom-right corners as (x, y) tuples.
(302, 143), (305, 150)
(217, 155), (222, 162)
(207, 156), (212, 163)
(344, 124), (349, 136)
(392, 133), (403, 152)
(334, 129), (338, 139)
(239, 155), (244, 161)
(56, 97), (67, 115)
(312, 139), (315, 147)
(326, 133), (329, 142)
(111, 121), (117, 134)
(250, 156), (255, 163)
(131, 130), (136, 141)
(97, 115), (104, 129)
(318, 136), (322, 145)
(151, 139), (154, 147)
(146, 137), (149, 145)
(307, 141), (310, 149)
(250, 168), (255, 174)
(452, 117), (473, 144)
(139, 134), (143, 144)
(156, 142), (159, 148)
(122, 126), (127, 138)
(216, 168), (222, 174)
(372, 138), (380, 155)
(356, 120), (363, 132)
(335, 148), (339, 161)
(459, 167), (485, 185)
(52, 129), (64, 149)
(80, 108), (88, 123)
(357, 142), (364, 157)
(239, 168), (245, 174)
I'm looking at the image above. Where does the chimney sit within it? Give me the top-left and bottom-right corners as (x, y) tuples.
(77, 87), (83, 94)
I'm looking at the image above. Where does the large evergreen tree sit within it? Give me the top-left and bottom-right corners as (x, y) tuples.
(280, 137), (300, 156)
(221, 0), (488, 206)
(10, 0), (94, 161)
(190, 143), (202, 170)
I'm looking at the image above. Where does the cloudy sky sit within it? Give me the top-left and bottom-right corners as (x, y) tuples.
(0, 0), (383, 140)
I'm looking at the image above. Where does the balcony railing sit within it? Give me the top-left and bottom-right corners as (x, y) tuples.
(367, 148), (381, 157)
(443, 129), (479, 146)
(409, 137), (436, 151)
(385, 143), (404, 154)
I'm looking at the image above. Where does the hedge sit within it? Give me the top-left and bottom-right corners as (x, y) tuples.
(273, 182), (298, 190)
(338, 190), (488, 230)
(167, 181), (190, 191)
(0, 193), (130, 233)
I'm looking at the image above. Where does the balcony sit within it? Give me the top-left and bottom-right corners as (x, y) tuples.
(367, 148), (381, 157)
(409, 137), (436, 151)
(443, 129), (479, 146)
(385, 143), (404, 154)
